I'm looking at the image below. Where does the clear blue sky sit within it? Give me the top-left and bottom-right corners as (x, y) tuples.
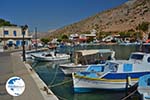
(0, 0), (128, 32)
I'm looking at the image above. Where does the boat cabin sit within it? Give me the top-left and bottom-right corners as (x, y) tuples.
(75, 52), (150, 79)
(129, 52), (150, 64)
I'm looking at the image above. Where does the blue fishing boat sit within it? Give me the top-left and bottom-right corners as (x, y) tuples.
(72, 52), (150, 93)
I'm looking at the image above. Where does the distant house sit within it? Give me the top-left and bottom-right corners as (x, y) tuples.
(31, 39), (42, 45)
(102, 34), (120, 42)
(102, 35), (114, 42)
(69, 34), (79, 41)
(51, 38), (59, 44)
(0, 26), (32, 49)
(79, 33), (96, 42)
(79, 34), (87, 42)
(69, 33), (97, 43)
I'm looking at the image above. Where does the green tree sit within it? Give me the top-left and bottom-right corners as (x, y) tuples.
(57, 38), (62, 43)
(0, 18), (16, 26)
(125, 32), (132, 37)
(136, 22), (150, 32)
(118, 32), (126, 37)
(87, 37), (94, 43)
(40, 38), (49, 44)
(61, 34), (68, 40)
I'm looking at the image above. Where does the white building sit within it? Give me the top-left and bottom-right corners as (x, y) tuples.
(69, 34), (79, 40)
(0, 26), (32, 49)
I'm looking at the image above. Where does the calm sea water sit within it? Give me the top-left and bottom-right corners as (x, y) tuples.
(31, 45), (140, 100)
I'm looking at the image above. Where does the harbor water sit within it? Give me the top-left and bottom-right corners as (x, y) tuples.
(30, 44), (140, 100)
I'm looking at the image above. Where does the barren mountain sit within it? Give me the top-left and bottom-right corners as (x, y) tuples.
(48, 0), (150, 39)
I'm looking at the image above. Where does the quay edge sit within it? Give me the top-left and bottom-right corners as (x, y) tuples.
(11, 52), (59, 100)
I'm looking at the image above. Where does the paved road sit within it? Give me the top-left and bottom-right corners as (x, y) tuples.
(0, 52), (13, 100)
(0, 52), (55, 100)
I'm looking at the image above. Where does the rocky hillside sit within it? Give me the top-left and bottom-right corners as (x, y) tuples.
(48, 0), (150, 39)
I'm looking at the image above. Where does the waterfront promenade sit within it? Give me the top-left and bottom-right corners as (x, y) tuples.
(0, 52), (58, 100)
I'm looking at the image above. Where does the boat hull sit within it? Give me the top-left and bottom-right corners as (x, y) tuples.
(138, 74), (150, 100)
(72, 74), (137, 93)
(34, 56), (70, 61)
(32, 54), (70, 61)
(60, 64), (88, 75)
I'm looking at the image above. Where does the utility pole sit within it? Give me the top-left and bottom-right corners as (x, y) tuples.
(35, 27), (38, 51)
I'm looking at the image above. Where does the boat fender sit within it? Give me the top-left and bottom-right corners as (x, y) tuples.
(128, 76), (132, 87)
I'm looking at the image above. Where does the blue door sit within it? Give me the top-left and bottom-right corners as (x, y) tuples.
(16, 40), (20, 46)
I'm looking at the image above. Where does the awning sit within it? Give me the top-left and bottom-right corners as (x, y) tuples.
(76, 49), (114, 56)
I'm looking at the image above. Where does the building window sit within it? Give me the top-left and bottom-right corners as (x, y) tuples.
(4, 30), (9, 35)
(13, 31), (17, 36)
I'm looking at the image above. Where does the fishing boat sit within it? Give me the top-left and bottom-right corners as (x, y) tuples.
(60, 63), (88, 75)
(60, 49), (115, 75)
(138, 74), (150, 100)
(72, 52), (150, 93)
(31, 51), (70, 61)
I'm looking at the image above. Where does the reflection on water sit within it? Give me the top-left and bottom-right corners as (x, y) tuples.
(31, 45), (139, 100)
(32, 61), (125, 100)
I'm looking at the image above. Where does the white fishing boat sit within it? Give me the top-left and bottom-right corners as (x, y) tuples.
(72, 52), (150, 93)
(119, 42), (141, 46)
(31, 51), (70, 61)
(138, 74), (150, 100)
(60, 49), (115, 75)
(60, 63), (88, 75)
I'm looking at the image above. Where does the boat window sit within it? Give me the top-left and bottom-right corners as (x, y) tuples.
(45, 54), (52, 57)
(42, 53), (45, 56)
(147, 78), (150, 86)
(123, 64), (132, 72)
(147, 57), (150, 63)
(130, 54), (144, 60)
(106, 62), (118, 72)
(87, 65), (104, 72)
(94, 59), (106, 64)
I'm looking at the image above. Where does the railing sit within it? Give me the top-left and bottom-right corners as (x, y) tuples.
(0, 36), (32, 39)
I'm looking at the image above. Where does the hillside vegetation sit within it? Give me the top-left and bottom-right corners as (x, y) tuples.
(47, 0), (150, 40)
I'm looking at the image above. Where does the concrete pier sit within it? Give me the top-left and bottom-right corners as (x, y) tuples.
(0, 52), (58, 100)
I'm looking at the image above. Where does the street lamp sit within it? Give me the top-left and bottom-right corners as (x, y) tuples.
(21, 25), (28, 62)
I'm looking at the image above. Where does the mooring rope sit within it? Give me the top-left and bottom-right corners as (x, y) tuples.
(56, 95), (68, 100)
(50, 66), (59, 85)
(48, 79), (72, 88)
(121, 89), (137, 100)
